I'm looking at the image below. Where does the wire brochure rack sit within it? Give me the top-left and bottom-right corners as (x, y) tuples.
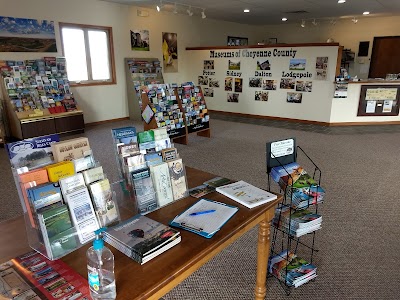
(266, 137), (324, 295)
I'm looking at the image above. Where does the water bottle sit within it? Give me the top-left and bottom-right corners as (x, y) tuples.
(87, 228), (116, 300)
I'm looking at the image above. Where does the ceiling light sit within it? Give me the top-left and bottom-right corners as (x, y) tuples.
(301, 20), (306, 27)
(312, 18), (318, 26)
(173, 3), (178, 14)
(282, 17), (288, 21)
(201, 9), (206, 19)
(156, 0), (162, 12)
(338, 0), (346, 3)
(187, 6), (193, 16)
(363, 11), (370, 15)
(352, 17), (358, 24)
(244, 9), (250, 13)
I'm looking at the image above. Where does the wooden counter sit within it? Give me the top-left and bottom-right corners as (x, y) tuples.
(0, 167), (281, 300)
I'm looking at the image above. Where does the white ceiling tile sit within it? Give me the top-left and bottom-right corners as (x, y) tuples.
(100, 0), (400, 24)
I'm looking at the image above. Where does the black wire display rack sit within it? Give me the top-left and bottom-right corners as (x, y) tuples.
(266, 138), (323, 295)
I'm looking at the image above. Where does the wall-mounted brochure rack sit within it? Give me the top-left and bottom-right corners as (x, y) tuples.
(266, 137), (324, 295)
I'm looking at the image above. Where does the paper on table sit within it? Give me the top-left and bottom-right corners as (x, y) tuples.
(171, 198), (238, 234)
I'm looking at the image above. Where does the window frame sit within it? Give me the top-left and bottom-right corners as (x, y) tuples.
(59, 22), (116, 87)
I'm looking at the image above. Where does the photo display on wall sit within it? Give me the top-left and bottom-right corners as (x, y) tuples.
(178, 83), (210, 133)
(190, 46), (334, 108)
(131, 29), (150, 51)
(315, 57), (328, 80)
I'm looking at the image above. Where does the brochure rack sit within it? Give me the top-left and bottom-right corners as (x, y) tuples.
(9, 142), (121, 261)
(112, 126), (189, 215)
(0, 57), (84, 139)
(140, 83), (211, 145)
(124, 58), (164, 121)
(140, 86), (188, 145)
(266, 138), (323, 295)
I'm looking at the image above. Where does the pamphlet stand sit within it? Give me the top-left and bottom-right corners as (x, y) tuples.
(139, 83), (212, 145)
(130, 163), (189, 214)
(266, 138), (322, 295)
(124, 58), (164, 121)
(11, 158), (122, 261)
(177, 85), (211, 139)
(140, 90), (188, 145)
(0, 57), (84, 140)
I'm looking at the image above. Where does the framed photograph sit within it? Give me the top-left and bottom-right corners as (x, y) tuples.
(227, 36), (248, 46)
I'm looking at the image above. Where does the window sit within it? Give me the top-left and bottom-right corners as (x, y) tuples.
(59, 23), (116, 86)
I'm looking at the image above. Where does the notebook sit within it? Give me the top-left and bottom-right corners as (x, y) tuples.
(169, 198), (238, 238)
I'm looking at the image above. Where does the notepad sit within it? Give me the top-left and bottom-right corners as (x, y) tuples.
(169, 198), (238, 238)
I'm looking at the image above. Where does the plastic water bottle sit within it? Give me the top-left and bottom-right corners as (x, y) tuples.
(87, 228), (116, 300)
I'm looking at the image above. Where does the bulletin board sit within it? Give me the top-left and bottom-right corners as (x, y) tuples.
(357, 85), (400, 116)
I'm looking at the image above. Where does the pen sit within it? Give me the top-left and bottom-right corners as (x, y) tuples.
(189, 209), (216, 216)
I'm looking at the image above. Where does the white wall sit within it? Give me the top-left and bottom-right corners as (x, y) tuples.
(258, 16), (400, 79)
(330, 83), (400, 123)
(186, 46), (338, 123)
(0, 0), (262, 123)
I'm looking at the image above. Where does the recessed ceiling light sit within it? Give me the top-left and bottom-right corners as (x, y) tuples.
(338, 0), (346, 3)
(244, 9), (250, 13)
(363, 11), (370, 15)
(282, 17), (288, 21)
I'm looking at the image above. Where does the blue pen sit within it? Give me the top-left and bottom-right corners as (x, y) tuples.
(189, 209), (216, 216)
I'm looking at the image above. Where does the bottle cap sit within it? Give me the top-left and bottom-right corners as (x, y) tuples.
(93, 228), (106, 250)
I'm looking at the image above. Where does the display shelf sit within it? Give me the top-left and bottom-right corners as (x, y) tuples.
(124, 58), (164, 121)
(140, 84), (188, 145)
(8, 136), (121, 260)
(178, 83), (211, 138)
(266, 138), (323, 295)
(0, 57), (84, 139)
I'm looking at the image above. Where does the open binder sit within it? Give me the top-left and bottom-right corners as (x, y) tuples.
(169, 198), (238, 238)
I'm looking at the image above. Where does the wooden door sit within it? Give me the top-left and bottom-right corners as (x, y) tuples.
(369, 36), (400, 78)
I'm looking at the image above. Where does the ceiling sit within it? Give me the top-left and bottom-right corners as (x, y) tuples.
(100, 0), (400, 25)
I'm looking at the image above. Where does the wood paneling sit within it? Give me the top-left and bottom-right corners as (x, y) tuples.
(369, 36), (400, 78)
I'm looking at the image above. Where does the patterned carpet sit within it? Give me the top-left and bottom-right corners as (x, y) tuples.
(1, 113), (400, 299)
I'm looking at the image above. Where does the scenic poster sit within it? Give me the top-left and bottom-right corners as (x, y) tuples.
(0, 16), (57, 52)
(162, 32), (178, 73)
(130, 29), (149, 51)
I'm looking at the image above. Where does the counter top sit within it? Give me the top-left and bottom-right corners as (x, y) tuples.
(339, 79), (400, 84)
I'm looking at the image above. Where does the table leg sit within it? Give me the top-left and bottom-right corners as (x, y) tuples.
(255, 218), (271, 300)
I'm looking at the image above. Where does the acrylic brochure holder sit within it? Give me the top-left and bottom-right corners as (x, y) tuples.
(11, 154), (122, 261)
(169, 198), (238, 238)
(130, 159), (189, 215)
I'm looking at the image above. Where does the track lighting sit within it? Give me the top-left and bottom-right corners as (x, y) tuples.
(156, 1), (162, 12)
(157, 1), (205, 18)
(330, 19), (337, 25)
(301, 19), (306, 28)
(352, 17), (358, 24)
(187, 6), (193, 16)
(312, 18), (318, 26)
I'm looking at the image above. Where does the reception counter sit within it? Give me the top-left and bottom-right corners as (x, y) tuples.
(330, 80), (400, 125)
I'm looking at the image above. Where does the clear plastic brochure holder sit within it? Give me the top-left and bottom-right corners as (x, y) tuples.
(130, 160), (189, 215)
(12, 156), (122, 261)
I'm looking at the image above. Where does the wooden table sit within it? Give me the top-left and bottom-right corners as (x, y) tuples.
(0, 167), (281, 300)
